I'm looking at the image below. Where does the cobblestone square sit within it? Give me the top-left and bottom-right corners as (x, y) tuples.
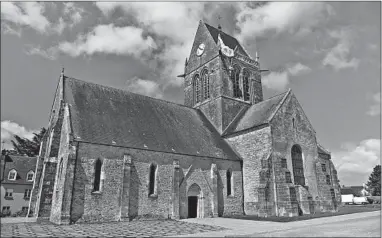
(1, 219), (227, 237)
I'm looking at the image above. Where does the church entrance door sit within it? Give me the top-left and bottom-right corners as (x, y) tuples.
(187, 183), (203, 218)
(188, 196), (198, 218)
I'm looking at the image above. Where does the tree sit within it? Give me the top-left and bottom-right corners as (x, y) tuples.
(11, 128), (46, 157)
(366, 165), (381, 196)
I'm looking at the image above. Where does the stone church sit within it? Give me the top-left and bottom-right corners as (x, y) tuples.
(28, 21), (341, 224)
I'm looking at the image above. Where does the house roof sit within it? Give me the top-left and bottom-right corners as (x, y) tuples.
(341, 186), (364, 195)
(64, 76), (240, 160)
(224, 91), (289, 135)
(204, 23), (250, 58)
(1, 155), (37, 184)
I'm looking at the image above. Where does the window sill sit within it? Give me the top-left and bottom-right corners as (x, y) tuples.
(23, 197), (31, 200)
(227, 195), (235, 198)
(4, 197), (13, 200)
(91, 191), (102, 195)
(148, 194), (158, 199)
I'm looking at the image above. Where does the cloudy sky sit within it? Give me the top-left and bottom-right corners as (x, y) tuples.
(1, 2), (380, 186)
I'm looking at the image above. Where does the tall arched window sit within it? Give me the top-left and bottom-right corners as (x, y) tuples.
(291, 145), (305, 186)
(93, 159), (102, 192)
(194, 74), (201, 104)
(201, 69), (210, 100)
(149, 164), (157, 195)
(231, 65), (241, 98)
(226, 169), (233, 196)
(243, 70), (250, 101)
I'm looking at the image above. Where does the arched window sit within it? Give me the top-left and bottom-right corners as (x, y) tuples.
(149, 164), (157, 195)
(93, 159), (102, 192)
(226, 169), (233, 196)
(291, 145), (305, 186)
(231, 65), (242, 98)
(201, 69), (210, 100)
(194, 74), (201, 104)
(8, 169), (17, 181)
(26, 170), (34, 182)
(243, 70), (250, 101)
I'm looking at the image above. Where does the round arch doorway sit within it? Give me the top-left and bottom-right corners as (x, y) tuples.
(187, 183), (204, 218)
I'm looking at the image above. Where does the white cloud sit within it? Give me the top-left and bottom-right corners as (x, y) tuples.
(287, 63), (311, 76)
(95, 2), (207, 87)
(367, 92), (381, 116)
(58, 24), (156, 58)
(1, 120), (36, 150)
(63, 2), (84, 28)
(1, 2), (50, 33)
(332, 139), (380, 186)
(125, 77), (163, 99)
(1, 22), (21, 37)
(52, 17), (65, 34)
(235, 2), (334, 42)
(262, 71), (289, 91)
(322, 28), (360, 71)
(25, 45), (58, 60)
(262, 63), (311, 91)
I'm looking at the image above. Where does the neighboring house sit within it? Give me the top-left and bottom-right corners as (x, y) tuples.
(29, 20), (341, 225)
(0, 151), (36, 216)
(340, 186), (370, 204)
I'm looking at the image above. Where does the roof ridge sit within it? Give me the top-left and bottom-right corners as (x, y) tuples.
(64, 76), (193, 110)
(267, 88), (291, 123)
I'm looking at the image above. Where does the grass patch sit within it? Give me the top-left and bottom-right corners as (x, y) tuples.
(224, 204), (381, 222)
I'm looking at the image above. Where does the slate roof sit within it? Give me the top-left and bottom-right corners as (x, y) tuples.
(317, 143), (331, 155)
(224, 91), (289, 135)
(64, 77), (240, 160)
(1, 155), (37, 184)
(341, 186), (364, 195)
(204, 23), (250, 58)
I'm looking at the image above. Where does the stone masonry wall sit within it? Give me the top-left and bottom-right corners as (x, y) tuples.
(226, 126), (272, 216)
(67, 143), (243, 224)
(270, 92), (338, 216)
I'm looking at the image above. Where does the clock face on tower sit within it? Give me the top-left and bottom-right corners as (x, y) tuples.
(196, 43), (205, 56)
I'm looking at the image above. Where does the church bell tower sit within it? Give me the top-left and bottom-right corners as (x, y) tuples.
(181, 20), (264, 134)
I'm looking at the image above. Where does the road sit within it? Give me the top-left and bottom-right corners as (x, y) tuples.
(178, 211), (381, 237)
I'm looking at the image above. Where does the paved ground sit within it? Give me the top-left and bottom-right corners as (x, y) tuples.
(177, 211), (381, 237)
(0, 219), (226, 237)
(1, 211), (379, 237)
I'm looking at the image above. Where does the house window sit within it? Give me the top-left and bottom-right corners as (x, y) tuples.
(321, 163), (327, 172)
(27, 171), (34, 182)
(289, 187), (297, 202)
(292, 118), (295, 128)
(326, 175), (331, 185)
(227, 169), (233, 196)
(8, 169), (17, 181)
(330, 189), (335, 199)
(285, 172), (292, 183)
(2, 206), (10, 215)
(194, 74), (201, 104)
(281, 158), (287, 168)
(24, 189), (32, 199)
(5, 189), (13, 198)
(201, 69), (210, 100)
(22, 207), (29, 212)
(231, 65), (242, 98)
(93, 159), (102, 192)
(149, 164), (157, 196)
(291, 145), (305, 186)
(243, 70), (250, 101)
